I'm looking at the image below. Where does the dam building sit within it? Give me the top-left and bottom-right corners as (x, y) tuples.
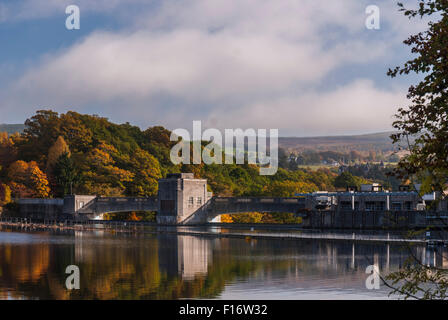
(296, 183), (446, 212)
(12, 175), (448, 228)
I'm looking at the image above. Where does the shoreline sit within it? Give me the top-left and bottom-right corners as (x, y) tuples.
(0, 220), (429, 244)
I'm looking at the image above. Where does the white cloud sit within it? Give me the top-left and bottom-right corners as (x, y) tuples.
(0, 0), (424, 135)
(8, 29), (340, 101)
(204, 80), (407, 136)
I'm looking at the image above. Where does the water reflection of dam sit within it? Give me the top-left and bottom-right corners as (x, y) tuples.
(222, 240), (448, 295)
(72, 230), (448, 282)
(158, 234), (211, 280)
(4, 229), (448, 299)
(74, 232), (212, 280)
(313, 241), (447, 272)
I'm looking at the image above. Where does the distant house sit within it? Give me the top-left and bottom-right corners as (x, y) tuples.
(360, 183), (383, 192)
(338, 165), (348, 174)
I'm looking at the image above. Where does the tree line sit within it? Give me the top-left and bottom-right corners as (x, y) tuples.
(0, 110), (396, 223)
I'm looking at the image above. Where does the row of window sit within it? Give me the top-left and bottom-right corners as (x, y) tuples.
(340, 201), (413, 211)
(188, 196), (202, 207)
(365, 201), (385, 211)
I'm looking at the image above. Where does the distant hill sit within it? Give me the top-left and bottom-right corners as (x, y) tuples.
(0, 124), (25, 134)
(278, 132), (402, 153)
(0, 123), (402, 154)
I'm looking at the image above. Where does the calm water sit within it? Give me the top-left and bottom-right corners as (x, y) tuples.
(0, 225), (443, 300)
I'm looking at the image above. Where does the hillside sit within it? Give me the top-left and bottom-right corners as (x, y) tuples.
(0, 124), (25, 134)
(1, 123), (402, 154)
(278, 132), (400, 153)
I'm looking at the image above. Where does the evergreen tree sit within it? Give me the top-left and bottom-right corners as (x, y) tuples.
(334, 172), (359, 189)
(47, 136), (71, 172)
(54, 153), (80, 196)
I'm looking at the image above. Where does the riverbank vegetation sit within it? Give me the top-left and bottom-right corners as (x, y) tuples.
(380, 0), (448, 300)
(0, 110), (399, 222)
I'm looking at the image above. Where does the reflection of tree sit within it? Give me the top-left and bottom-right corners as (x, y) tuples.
(0, 240), (50, 299)
(68, 236), (162, 299)
(0, 231), (432, 300)
(0, 233), (269, 299)
(0, 245), (49, 283)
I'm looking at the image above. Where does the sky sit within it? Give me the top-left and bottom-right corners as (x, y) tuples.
(0, 0), (430, 136)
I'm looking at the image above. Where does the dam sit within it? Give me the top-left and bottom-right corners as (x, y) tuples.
(12, 173), (448, 229)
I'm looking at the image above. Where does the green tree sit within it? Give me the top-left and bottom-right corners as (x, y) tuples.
(54, 153), (81, 196)
(388, 1), (448, 193)
(385, 0), (448, 300)
(334, 172), (360, 189)
(19, 110), (61, 163)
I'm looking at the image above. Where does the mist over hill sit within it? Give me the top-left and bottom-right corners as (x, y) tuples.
(0, 124), (25, 134)
(278, 132), (402, 153)
(1, 123), (401, 154)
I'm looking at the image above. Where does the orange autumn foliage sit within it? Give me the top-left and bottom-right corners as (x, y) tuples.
(0, 132), (17, 170)
(46, 136), (71, 171)
(0, 183), (11, 206)
(7, 160), (50, 198)
(220, 214), (233, 223)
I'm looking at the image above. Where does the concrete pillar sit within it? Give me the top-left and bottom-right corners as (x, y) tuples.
(351, 243), (355, 269)
(386, 243), (390, 272)
(157, 173), (211, 225)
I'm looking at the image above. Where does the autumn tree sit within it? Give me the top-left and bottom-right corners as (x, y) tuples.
(266, 180), (318, 197)
(388, 1), (448, 194)
(46, 136), (71, 172)
(333, 172), (369, 190)
(0, 132), (18, 170)
(385, 0), (448, 300)
(59, 112), (93, 153)
(80, 142), (134, 196)
(7, 161), (50, 198)
(18, 110), (61, 163)
(53, 153), (81, 196)
(260, 212), (302, 224)
(231, 212), (264, 224)
(126, 148), (162, 197)
(0, 183), (11, 206)
(220, 214), (234, 223)
(29, 165), (51, 198)
(7, 161), (31, 185)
